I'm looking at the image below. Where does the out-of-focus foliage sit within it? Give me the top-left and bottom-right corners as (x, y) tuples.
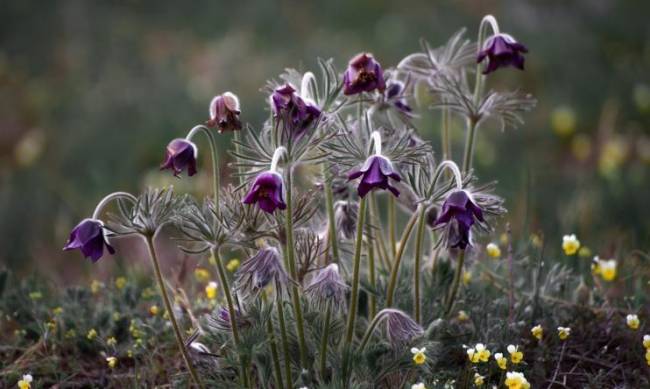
(0, 1), (648, 278)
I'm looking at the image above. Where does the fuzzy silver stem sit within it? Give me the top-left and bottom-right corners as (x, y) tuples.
(92, 192), (137, 220)
(300, 71), (317, 100)
(270, 146), (287, 172)
(371, 130), (382, 156)
(437, 160), (463, 190)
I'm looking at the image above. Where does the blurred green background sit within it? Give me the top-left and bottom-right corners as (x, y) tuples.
(1, 0), (649, 281)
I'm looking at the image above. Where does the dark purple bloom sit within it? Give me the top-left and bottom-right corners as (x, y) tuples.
(270, 84), (321, 137)
(63, 218), (115, 262)
(160, 138), (198, 177)
(477, 33), (528, 74)
(304, 263), (348, 312)
(343, 53), (386, 95)
(242, 171), (287, 214)
(434, 190), (484, 249)
(207, 92), (242, 133)
(385, 80), (412, 114)
(233, 247), (289, 301)
(348, 155), (401, 198)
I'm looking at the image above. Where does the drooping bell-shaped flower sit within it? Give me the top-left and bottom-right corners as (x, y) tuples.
(207, 92), (242, 132)
(348, 155), (401, 198)
(343, 53), (386, 95)
(270, 84), (321, 137)
(242, 171), (287, 214)
(63, 218), (115, 262)
(334, 200), (358, 240)
(304, 263), (348, 313)
(233, 247), (289, 301)
(477, 33), (528, 74)
(160, 138), (198, 177)
(209, 306), (250, 332)
(434, 190), (484, 249)
(376, 308), (423, 347)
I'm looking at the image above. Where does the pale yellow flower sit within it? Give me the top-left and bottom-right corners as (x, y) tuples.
(486, 243), (501, 258)
(646, 349), (650, 366)
(52, 307), (64, 315)
(626, 314), (640, 330)
(530, 233), (543, 248)
(473, 372), (484, 386)
(531, 324), (543, 340)
(494, 352), (507, 370)
(115, 277), (127, 290)
(29, 291), (42, 300)
(410, 347), (426, 365)
(643, 334), (650, 349)
(86, 328), (98, 340)
(551, 106), (576, 137)
(599, 259), (617, 281)
(558, 326), (571, 340)
(411, 383), (426, 389)
(90, 280), (104, 294)
(507, 344), (523, 364)
(462, 271), (472, 286)
(107, 337), (117, 347)
(149, 305), (160, 316)
(562, 234), (580, 255)
(457, 310), (469, 322)
(106, 356), (118, 369)
(504, 371), (530, 389)
(226, 259), (241, 272)
(467, 343), (490, 363)
(194, 268), (210, 283)
(205, 281), (218, 300)
(17, 374), (33, 389)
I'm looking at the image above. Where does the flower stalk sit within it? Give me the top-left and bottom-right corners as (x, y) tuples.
(144, 235), (204, 389)
(186, 125), (220, 209)
(322, 163), (340, 263)
(444, 248), (466, 315)
(343, 196), (367, 347)
(385, 206), (421, 307)
(276, 293), (292, 389)
(413, 204), (427, 323)
(318, 304), (332, 380)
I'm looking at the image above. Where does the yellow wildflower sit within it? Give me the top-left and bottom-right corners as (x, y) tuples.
(504, 371), (530, 389)
(507, 344), (523, 364)
(626, 314), (640, 330)
(226, 258), (241, 272)
(127, 349), (133, 358)
(500, 233), (509, 245)
(410, 347), (426, 365)
(467, 343), (490, 363)
(149, 305), (159, 316)
(411, 384), (426, 389)
(115, 277), (127, 290)
(646, 349), (650, 366)
(562, 234), (580, 255)
(558, 326), (571, 340)
(530, 233), (543, 248)
(205, 281), (218, 300)
(46, 320), (57, 331)
(551, 106), (576, 137)
(599, 259), (617, 281)
(65, 329), (76, 339)
(599, 137), (627, 176)
(577, 246), (591, 258)
(107, 337), (117, 347)
(52, 307), (64, 315)
(140, 287), (156, 299)
(87, 328), (98, 340)
(486, 243), (501, 258)
(531, 324), (543, 340)
(17, 374), (33, 389)
(106, 356), (118, 369)
(194, 268), (210, 283)
(494, 352), (507, 370)
(462, 271), (472, 286)
(473, 373), (484, 386)
(129, 321), (142, 338)
(90, 280), (104, 294)
(457, 310), (469, 322)
(643, 334), (650, 349)
(113, 312), (121, 322)
(29, 291), (42, 300)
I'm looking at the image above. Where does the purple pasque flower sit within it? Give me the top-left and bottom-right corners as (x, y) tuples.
(343, 53), (386, 95)
(63, 218), (115, 262)
(348, 155), (401, 198)
(477, 33), (528, 74)
(233, 247), (289, 301)
(376, 308), (423, 347)
(270, 84), (321, 137)
(160, 138), (198, 177)
(384, 80), (412, 114)
(304, 263), (348, 312)
(207, 92), (242, 133)
(209, 306), (250, 331)
(242, 171), (287, 214)
(434, 190), (484, 249)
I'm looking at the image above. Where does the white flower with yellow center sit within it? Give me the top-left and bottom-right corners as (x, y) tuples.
(106, 356), (118, 369)
(562, 234), (580, 255)
(626, 314), (640, 330)
(598, 259), (617, 281)
(205, 281), (218, 300)
(494, 352), (507, 370)
(411, 347), (426, 365)
(17, 374), (33, 389)
(507, 344), (523, 364)
(558, 326), (571, 340)
(486, 243), (501, 258)
(412, 383), (426, 389)
(473, 372), (485, 386)
(504, 371), (530, 389)
(643, 334), (650, 349)
(531, 324), (543, 340)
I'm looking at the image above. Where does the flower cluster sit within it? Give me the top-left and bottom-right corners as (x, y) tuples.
(467, 343), (491, 363)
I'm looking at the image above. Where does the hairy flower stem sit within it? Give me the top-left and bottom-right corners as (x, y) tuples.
(365, 221), (377, 319)
(144, 236), (204, 389)
(388, 196), (397, 258)
(318, 304), (332, 380)
(185, 125), (220, 210)
(322, 163), (340, 263)
(413, 205), (427, 324)
(233, 130), (244, 185)
(262, 295), (284, 389)
(211, 247), (249, 388)
(442, 106), (451, 161)
(283, 166), (309, 369)
(275, 295), (292, 389)
(462, 118), (478, 174)
(344, 197), (367, 347)
(385, 206), (421, 307)
(444, 249), (466, 315)
(356, 311), (385, 353)
(370, 193), (391, 270)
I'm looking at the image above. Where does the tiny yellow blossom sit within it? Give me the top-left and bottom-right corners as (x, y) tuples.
(127, 349), (133, 358)
(507, 344), (523, 364)
(500, 233), (509, 245)
(113, 312), (121, 322)
(551, 106), (576, 137)
(87, 328), (98, 340)
(115, 277), (127, 290)
(504, 371), (530, 389)
(646, 349), (650, 366)
(486, 243), (501, 258)
(46, 320), (57, 331)
(52, 307), (64, 315)
(531, 324), (543, 340)
(17, 374), (33, 389)
(626, 314), (640, 330)
(467, 343), (490, 363)
(194, 268), (210, 283)
(494, 352), (507, 370)
(462, 271), (472, 286)
(106, 356), (118, 369)
(599, 259), (617, 281)
(558, 326), (571, 340)
(530, 233), (543, 248)
(140, 287), (156, 299)
(65, 329), (76, 339)
(226, 258), (241, 272)
(149, 305), (159, 316)
(562, 234), (580, 255)
(578, 246), (591, 258)
(457, 310), (469, 322)
(107, 337), (117, 347)
(29, 291), (42, 300)
(410, 347), (426, 365)
(205, 281), (218, 300)
(411, 383), (426, 389)
(90, 280), (104, 294)
(643, 334), (650, 349)
(473, 372), (484, 386)
(129, 321), (142, 338)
